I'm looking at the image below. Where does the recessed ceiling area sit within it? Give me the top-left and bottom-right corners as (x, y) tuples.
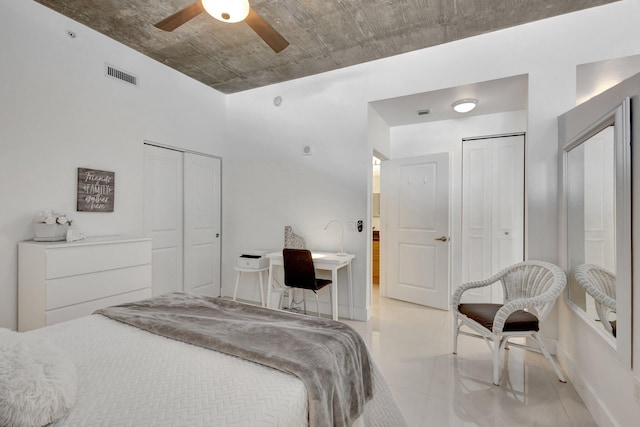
(34, 0), (619, 94)
(576, 53), (640, 104)
(370, 74), (528, 127)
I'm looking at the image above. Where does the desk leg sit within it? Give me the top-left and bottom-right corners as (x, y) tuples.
(258, 270), (265, 307)
(348, 263), (353, 320)
(266, 262), (274, 309)
(332, 267), (339, 321)
(233, 271), (241, 301)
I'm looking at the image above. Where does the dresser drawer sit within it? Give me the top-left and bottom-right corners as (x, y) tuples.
(45, 288), (152, 326)
(46, 240), (151, 279)
(19, 237), (152, 332)
(45, 265), (151, 310)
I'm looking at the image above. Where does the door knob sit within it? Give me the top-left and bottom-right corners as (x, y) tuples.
(434, 236), (449, 242)
(216, 233), (220, 238)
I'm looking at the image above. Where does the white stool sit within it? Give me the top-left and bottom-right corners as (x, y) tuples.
(233, 266), (269, 307)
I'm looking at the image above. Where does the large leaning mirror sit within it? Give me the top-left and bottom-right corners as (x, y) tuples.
(562, 98), (631, 366)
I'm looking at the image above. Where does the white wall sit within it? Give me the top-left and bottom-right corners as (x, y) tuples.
(224, 0), (640, 313)
(223, 0), (640, 423)
(368, 106), (391, 158)
(3, 1), (640, 423)
(223, 77), (372, 316)
(0, 1), (227, 330)
(558, 73), (640, 427)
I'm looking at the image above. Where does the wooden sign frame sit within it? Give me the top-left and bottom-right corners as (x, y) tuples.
(77, 168), (115, 212)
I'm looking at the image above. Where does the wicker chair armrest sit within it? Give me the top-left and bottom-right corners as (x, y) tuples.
(585, 286), (616, 309)
(573, 265), (616, 310)
(492, 289), (563, 335)
(492, 298), (536, 335)
(452, 270), (508, 307)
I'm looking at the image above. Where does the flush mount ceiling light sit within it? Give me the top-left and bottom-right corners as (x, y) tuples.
(202, 0), (250, 23)
(452, 99), (478, 113)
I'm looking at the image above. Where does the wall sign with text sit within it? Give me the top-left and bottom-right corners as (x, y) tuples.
(77, 168), (115, 212)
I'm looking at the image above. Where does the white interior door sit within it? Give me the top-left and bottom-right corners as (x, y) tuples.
(381, 153), (450, 310)
(183, 153), (221, 295)
(461, 135), (525, 303)
(144, 145), (183, 296)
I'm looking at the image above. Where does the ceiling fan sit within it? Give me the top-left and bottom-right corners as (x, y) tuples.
(154, 0), (289, 53)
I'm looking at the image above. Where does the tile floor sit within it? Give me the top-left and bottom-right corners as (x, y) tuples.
(342, 286), (598, 427)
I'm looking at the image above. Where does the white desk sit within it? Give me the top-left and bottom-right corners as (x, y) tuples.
(266, 251), (355, 321)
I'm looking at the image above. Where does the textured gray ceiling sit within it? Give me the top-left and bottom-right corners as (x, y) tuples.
(35, 0), (618, 94)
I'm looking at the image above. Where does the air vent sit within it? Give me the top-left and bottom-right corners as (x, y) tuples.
(105, 63), (138, 87)
(417, 108), (430, 116)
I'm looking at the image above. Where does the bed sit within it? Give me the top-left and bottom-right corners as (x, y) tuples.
(4, 293), (406, 427)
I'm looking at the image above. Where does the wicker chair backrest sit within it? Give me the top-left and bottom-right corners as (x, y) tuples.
(500, 261), (566, 321)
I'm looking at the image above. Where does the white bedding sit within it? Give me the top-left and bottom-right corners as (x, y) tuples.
(28, 315), (405, 426)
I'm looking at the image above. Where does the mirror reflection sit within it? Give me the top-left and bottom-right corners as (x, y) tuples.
(573, 264), (616, 336)
(566, 124), (617, 337)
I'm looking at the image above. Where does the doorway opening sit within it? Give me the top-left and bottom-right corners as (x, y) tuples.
(372, 155), (381, 287)
(368, 74), (529, 315)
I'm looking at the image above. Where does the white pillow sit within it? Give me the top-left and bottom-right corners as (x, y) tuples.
(0, 328), (77, 427)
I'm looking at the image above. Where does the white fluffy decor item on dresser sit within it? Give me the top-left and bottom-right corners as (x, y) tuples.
(0, 328), (77, 427)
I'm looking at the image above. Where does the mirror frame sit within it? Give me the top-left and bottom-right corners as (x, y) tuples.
(560, 98), (631, 368)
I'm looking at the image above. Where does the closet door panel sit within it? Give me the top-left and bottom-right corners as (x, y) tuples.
(144, 145), (184, 296)
(184, 153), (221, 295)
(461, 135), (524, 303)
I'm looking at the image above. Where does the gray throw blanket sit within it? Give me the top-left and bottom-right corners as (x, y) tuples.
(95, 292), (373, 427)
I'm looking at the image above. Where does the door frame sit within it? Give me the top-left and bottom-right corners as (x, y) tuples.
(371, 150), (388, 307)
(371, 132), (527, 312)
(143, 140), (223, 297)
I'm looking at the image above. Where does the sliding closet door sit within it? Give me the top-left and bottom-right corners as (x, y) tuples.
(144, 145), (184, 296)
(144, 145), (222, 297)
(183, 153), (221, 295)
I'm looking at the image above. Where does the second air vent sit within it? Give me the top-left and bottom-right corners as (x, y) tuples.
(105, 63), (138, 87)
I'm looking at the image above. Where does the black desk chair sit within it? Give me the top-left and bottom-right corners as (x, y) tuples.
(282, 249), (332, 317)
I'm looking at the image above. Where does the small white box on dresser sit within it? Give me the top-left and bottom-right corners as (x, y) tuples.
(18, 236), (152, 332)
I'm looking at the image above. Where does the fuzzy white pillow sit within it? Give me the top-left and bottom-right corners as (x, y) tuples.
(0, 328), (77, 427)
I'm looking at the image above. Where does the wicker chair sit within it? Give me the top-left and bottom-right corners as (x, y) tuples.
(573, 264), (616, 336)
(452, 260), (567, 385)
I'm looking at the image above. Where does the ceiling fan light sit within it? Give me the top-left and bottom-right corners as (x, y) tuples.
(452, 98), (478, 113)
(202, 0), (250, 23)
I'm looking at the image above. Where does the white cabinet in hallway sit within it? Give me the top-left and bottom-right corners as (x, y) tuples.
(18, 237), (152, 331)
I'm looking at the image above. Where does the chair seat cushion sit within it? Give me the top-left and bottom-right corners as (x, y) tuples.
(315, 278), (332, 290)
(458, 303), (539, 332)
(611, 320), (617, 337)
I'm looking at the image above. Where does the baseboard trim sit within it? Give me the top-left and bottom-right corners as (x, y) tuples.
(557, 346), (618, 427)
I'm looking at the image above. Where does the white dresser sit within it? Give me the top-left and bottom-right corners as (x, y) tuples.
(18, 236), (152, 332)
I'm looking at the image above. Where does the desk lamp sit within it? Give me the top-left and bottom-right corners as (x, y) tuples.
(323, 220), (347, 256)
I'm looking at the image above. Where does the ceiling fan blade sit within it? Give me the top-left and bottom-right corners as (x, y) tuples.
(245, 8), (289, 53)
(154, 1), (205, 32)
